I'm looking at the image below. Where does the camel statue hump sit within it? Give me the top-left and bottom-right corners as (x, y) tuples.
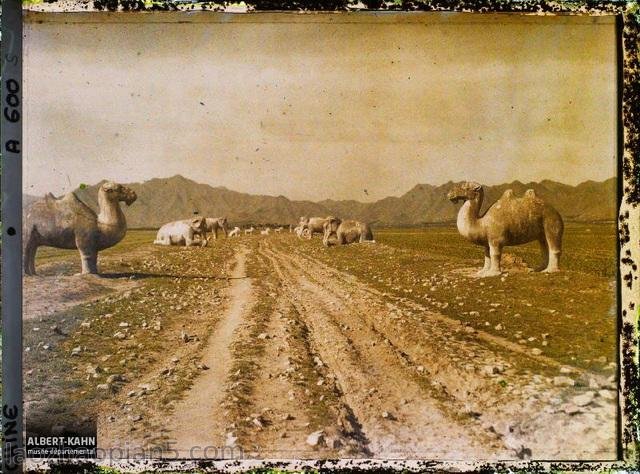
(500, 189), (515, 200)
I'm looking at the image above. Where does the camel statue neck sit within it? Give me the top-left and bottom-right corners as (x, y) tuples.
(97, 191), (126, 228)
(457, 189), (484, 240)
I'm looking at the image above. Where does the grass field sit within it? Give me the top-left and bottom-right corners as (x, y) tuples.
(289, 222), (617, 374)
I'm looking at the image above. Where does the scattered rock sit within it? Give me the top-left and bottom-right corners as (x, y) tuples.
(483, 365), (503, 376)
(257, 333), (269, 340)
(225, 432), (238, 447)
(71, 346), (82, 356)
(252, 417), (264, 429)
(138, 383), (158, 392)
(572, 391), (595, 407)
(553, 376), (575, 387)
(306, 430), (325, 447)
(381, 411), (395, 420)
(530, 348), (543, 356)
(598, 389), (616, 401)
(86, 365), (102, 375)
(561, 403), (582, 415)
(106, 374), (126, 384)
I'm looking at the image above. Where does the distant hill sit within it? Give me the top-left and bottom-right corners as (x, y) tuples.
(24, 175), (617, 228)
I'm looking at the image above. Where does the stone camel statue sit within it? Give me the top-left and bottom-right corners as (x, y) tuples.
(447, 182), (563, 277)
(24, 181), (137, 275)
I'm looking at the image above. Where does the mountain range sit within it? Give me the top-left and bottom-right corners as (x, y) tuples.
(25, 175), (617, 228)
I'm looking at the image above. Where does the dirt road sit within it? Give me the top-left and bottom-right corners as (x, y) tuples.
(95, 236), (615, 460)
(164, 247), (253, 455)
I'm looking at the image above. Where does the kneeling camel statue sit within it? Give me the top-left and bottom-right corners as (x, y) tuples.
(24, 181), (137, 275)
(447, 181), (563, 277)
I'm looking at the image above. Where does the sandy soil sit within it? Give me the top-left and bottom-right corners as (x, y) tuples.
(25, 233), (616, 461)
(94, 237), (615, 460)
(23, 274), (139, 321)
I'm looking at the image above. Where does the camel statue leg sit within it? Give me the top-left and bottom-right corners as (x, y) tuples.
(476, 246), (491, 277)
(28, 245), (38, 275)
(542, 235), (561, 273)
(484, 242), (503, 277)
(533, 237), (549, 272)
(23, 231), (38, 276)
(75, 235), (99, 274)
(542, 218), (562, 273)
(78, 251), (98, 274)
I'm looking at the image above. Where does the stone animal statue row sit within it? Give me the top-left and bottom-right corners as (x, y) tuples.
(295, 216), (376, 246)
(154, 221), (294, 244)
(23, 180), (563, 277)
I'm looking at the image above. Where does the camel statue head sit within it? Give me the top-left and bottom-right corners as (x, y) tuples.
(100, 181), (137, 206)
(447, 181), (483, 204)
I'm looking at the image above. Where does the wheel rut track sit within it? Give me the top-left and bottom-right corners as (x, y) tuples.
(268, 239), (616, 460)
(260, 240), (498, 459)
(232, 248), (370, 458)
(161, 246), (254, 456)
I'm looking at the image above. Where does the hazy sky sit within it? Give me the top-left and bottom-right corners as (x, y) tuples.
(24, 13), (617, 202)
